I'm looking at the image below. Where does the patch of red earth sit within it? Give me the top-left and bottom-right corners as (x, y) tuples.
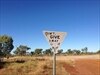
(75, 59), (100, 75)
(62, 59), (100, 75)
(61, 62), (79, 75)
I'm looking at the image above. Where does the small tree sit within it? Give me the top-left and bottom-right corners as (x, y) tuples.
(81, 48), (84, 54)
(34, 48), (43, 56)
(30, 51), (35, 56)
(84, 47), (88, 53)
(0, 35), (14, 57)
(67, 49), (73, 54)
(43, 48), (52, 55)
(14, 45), (30, 56)
(58, 49), (63, 54)
(73, 50), (81, 55)
(81, 47), (88, 54)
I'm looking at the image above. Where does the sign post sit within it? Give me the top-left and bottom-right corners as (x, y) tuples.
(43, 31), (67, 75)
(53, 48), (56, 75)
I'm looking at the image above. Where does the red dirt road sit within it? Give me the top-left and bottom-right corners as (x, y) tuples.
(63, 59), (100, 75)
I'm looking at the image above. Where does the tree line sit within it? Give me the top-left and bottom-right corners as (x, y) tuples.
(0, 35), (100, 58)
(13, 46), (99, 56)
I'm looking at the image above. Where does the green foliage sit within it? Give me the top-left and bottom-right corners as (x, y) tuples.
(81, 47), (88, 53)
(14, 45), (30, 56)
(34, 48), (43, 55)
(58, 49), (63, 54)
(67, 49), (73, 54)
(30, 51), (35, 56)
(0, 35), (14, 57)
(66, 49), (81, 55)
(43, 48), (52, 55)
(73, 50), (81, 55)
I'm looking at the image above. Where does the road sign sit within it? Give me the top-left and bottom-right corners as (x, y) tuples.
(43, 31), (67, 53)
(43, 30), (67, 75)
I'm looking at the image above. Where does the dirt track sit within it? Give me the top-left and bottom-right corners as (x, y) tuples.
(61, 55), (100, 75)
(75, 59), (100, 75)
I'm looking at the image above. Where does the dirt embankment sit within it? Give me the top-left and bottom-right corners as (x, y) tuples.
(61, 55), (100, 75)
(74, 59), (100, 75)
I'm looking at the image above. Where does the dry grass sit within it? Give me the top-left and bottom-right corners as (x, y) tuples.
(0, 60), (38, 75)
(0, 57), (70, 75)
(1, 55), (99, 75)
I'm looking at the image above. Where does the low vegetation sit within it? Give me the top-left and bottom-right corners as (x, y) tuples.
(0, 57), (70, 75)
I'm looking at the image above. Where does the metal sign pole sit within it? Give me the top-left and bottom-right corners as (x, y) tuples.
(43, 31), (67, 75)
(53, 49), (56, 75)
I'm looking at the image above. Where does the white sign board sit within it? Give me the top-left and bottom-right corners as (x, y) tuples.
(43, 31), (67, 53)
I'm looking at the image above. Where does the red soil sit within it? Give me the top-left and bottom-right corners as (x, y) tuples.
(62, 59), (100, 75)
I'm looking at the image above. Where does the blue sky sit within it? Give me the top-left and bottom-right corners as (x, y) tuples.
(0, 0), (99, 52)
